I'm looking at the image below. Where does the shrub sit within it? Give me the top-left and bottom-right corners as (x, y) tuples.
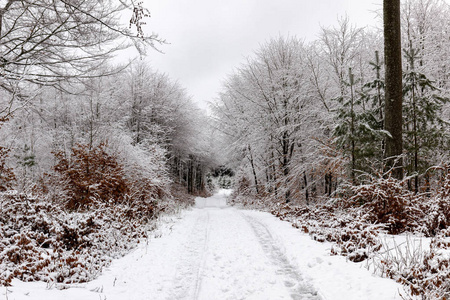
(0, 192), (150, 286)
(0, 146), (16, 191)
(343, 176), (423, 234)
(416, 167), (450, 237)
(376, 236), (450, 299)
(273, 203), (383, 262)
(267, 173), (450, 298)
(53, 143), (128, 210)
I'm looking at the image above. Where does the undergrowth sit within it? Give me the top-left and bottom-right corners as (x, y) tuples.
(0, 143), (195, 287)
(230, 169), (450, 299)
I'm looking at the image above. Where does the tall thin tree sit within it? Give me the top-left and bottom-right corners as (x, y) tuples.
(383, 0), (403, 179)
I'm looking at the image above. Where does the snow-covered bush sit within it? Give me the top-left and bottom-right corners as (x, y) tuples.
(0, 146), (16, 192)
(375, 236), (450, 299)
(272, 203), (383, 262)
(230, 167), (450, 298)
(420, 168), (450, 237)
(0, 190), (186, 287)
(52, 143), (129, 210)
(227, 175), (260, 207)
(343, 176), (422, 234)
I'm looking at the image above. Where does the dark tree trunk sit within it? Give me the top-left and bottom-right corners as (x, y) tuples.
(271, 151), (278, 197)
(325, 173), (333, 196)
(349, 68), (356, 183)
(303, 171), (309, 206)
(196, 163), (204, 192)
(247, 145), (259, 194)
(383, 0), (403, 179)
(187, 156), (194, 194)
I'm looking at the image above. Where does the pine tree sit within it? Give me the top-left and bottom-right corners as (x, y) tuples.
(334, 62), (386, 181)
(402, 46), (449, 192)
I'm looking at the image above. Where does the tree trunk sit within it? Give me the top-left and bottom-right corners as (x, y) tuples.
(247, 145), (259, 194)
(303, 171), (309, 206)
(324, 173), (333, 196)
(383, 0), (403, 179)
(187, 156), (194, 194)
(282, 132), (291, 203)
(349, 68), (356, 183)
(375, 51), (385, 155)
(271, 150), (278, 197)
(408, 41), (419, 194)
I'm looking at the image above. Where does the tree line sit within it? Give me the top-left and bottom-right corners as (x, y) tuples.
(0, 0), (214, 205)
(214, 0), (450, 204)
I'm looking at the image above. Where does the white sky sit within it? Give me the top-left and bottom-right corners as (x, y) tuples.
(122, 0), (384, 110)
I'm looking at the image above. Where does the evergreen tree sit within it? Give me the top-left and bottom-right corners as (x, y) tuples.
(402, 47), (449, 192)
(334, 62), (386, 181)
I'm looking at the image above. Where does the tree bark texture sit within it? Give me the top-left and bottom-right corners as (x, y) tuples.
(383, 0), (403, 179)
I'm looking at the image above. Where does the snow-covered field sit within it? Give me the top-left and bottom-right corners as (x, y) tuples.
(3, 190), (403, 300)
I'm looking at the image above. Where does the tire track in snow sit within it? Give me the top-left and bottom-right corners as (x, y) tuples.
(170, 210), (210, 300)
(242, 213), (322, 300)
(193, 211), (210, 300)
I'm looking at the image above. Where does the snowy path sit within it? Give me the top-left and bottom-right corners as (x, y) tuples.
(169, 203), (320, 300)
(5, 190), (402, 300)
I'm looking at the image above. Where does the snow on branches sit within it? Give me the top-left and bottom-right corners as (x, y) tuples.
(129, 1), (150, 39)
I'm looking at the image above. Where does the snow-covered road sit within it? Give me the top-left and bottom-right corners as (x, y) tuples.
(5, 190), (402, 300)
(169, 197), (321, 300)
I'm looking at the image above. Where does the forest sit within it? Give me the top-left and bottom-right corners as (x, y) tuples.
(0, 0), (216, 288)
(215, 7), (449, 204)
(213, 0), (450, 298)
(0, 0), (449, 299)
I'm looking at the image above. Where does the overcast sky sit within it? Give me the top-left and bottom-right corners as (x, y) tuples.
(125, 0), (384, 110)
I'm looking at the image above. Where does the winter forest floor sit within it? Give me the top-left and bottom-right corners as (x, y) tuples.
(3, 190), (404, 300)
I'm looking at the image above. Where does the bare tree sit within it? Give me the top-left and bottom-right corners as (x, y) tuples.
(214, 36), (318, 203)
(0, 0), (163, 93)
(320, 16), (364, 99)
(383, 0), (403, 179)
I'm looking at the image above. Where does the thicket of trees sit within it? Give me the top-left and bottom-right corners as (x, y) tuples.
(0, 1), (216, 286)
(0, 1), (213, 200)
(0, 60), (214, 199)
(215, 6), (450, 295)
(214, 0), (450, 204)
(0, 0), (449, 294)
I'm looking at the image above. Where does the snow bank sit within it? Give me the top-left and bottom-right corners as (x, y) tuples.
(243, 210), (403, 300)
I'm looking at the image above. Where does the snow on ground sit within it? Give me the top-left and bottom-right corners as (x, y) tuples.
(3, 190), (403, 300)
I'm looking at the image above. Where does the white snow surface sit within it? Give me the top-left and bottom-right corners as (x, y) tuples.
(4, 190), (402, 300)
